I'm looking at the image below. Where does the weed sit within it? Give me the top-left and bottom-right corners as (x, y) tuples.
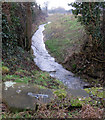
(84, 87), (104, 98)
(2, 66), (10, 74)
(53, 89), (67, 99)
(72, 64), (77, 70)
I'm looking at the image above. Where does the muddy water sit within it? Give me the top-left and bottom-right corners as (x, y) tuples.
(32, 23), (87, 89)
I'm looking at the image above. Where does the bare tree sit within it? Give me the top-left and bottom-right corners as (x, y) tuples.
(24, 2), (32, 51)
(102, 8), (105, 44)
(44, 1), (49, 16)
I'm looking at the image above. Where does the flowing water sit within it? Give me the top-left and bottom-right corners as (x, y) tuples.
(32, 23), (87, 89)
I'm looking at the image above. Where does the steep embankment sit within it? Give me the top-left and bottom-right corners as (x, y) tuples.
(44, 14), (104, 87)
(44, 14), (85, 63)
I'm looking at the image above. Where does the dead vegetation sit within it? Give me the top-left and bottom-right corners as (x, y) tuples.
(80, 104), (104, 118)
(63, 34), (105, 87)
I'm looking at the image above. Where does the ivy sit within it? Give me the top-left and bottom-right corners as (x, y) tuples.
(2, 3), (20, 49)
(69, 2), (105, 47)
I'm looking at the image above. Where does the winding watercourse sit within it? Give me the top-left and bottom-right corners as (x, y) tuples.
(31, 23), (88, 90)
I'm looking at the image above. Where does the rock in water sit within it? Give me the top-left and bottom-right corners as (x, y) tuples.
(2, 82), (54, 112)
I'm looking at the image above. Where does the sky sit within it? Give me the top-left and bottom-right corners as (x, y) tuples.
(35, 0), (75, 10)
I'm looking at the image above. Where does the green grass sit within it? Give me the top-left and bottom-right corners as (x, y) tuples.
(2, 69), (65, 90)
(53, 89), (67, 99)
(84, 87), (104, 98)
(44, 14), (85, 63)
(15, 69), (31, 75)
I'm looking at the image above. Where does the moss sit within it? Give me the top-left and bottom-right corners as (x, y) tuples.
(2, 66), (10, 74)
(55, 79), (67, 89)
(31, 70), (66, 89)
(14, 76), (32, 84)
(69, 95), (99, 107)
(84, 87), (104, 98)
(3, 70), (66, 90)
(53, 89), (67, 99)
(2, 74), (32, 84)
(72, 64), (77, 70)
(78, 97), (96, 105)
(36, 85), (47, 89)
(3, 75), (20, 80)
(70, 98), (83, 107)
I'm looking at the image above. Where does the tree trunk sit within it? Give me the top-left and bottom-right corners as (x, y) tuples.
(25, 2), (32, 51)
(103, 8), (105, 46)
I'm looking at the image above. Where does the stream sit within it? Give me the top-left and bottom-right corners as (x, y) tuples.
(31, 23), (87, 89)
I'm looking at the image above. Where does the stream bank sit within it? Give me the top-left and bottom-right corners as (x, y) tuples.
(44, 14), (104, 87)
(32, 23), (88, 90)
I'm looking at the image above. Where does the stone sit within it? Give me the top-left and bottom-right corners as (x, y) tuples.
(2, 81), (54, 112)
(67, 89), (89, 97)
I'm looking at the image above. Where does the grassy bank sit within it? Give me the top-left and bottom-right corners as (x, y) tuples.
(44, 14), (85, 63)
(2, 46), (65, 90)
(44, 14), (104, 87)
